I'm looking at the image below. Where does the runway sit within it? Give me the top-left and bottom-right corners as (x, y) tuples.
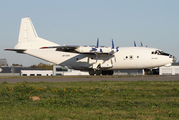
(0, 76), (179, 83)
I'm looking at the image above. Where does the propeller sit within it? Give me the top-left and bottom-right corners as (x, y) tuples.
(92, 38), (103, 62)
(134, 41), (146, 47)
(134, 41), (136, 47)
(108, 39), (119, 62)
(92, 38), (103, 53)
(109, 39), (119, 55)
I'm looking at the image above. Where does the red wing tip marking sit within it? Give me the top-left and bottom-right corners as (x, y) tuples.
(40, 47), (48, 49)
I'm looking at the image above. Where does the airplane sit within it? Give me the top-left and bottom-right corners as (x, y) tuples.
(5, 17), (176, 75)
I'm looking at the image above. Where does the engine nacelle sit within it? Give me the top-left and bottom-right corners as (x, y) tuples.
(75, 46), (112, 53)
(75, 46), (92, 53)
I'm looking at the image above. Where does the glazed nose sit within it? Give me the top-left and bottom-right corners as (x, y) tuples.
(170, 55), (177, 62)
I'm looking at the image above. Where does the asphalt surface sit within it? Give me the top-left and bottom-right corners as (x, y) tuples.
(0, 76), (179, 83)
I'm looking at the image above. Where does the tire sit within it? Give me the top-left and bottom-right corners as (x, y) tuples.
(89, 70), (95, 76)
(102, 70), (108, 75)
(108, 70), (114, 75)
(96, 70), (101, 76)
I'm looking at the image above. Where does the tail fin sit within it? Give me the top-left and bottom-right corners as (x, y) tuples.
(14, 17), (59, 49)
(18, 17), (38, 42)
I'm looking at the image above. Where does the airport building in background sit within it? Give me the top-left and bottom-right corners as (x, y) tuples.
(0, 59), (7, 66)
(159, 63), (179, 75)
(0, 66), (43, 76)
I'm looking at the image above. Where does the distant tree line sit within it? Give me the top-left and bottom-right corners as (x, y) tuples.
(12, 63), (22, 66)
(10, 63), (53, 70)
(29, 63), (53, 70)
(0, 64), (6, 67)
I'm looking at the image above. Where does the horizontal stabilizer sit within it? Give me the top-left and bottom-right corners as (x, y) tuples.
(4, 49), (26, 53)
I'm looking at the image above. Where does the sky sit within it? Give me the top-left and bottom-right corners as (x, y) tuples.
(0, 0), (179, 66)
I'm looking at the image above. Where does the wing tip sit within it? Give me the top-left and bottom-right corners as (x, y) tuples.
(40, 47), (48, 49)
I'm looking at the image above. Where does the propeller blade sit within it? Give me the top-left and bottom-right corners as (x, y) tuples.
(92, 38), (99, 51)
(100, 48), (103, 53)
(92, 48), (97, 51)
(97, 38), (99, 48)
(109, 39), (119, 55)
(116, 46), (119, 52)
(96, 54), (98, 62)
(112, 39), (114, 49)
(92, 38), (103, 53)
(134, 41), (136, 47)
(109, 50), (114, 55)
(114, 55), (116, 62)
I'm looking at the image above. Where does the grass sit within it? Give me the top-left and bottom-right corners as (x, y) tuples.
(0, 80), (179, 119)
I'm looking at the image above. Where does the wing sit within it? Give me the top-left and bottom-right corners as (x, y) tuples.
(41, 45), (109, 54)
(40, 39), (119, 56)
(41, 45), (80, 53)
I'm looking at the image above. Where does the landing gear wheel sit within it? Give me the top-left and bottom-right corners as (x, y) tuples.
(102, 71), (108, 75)
(89, 70), (95, 76)
(96, 70), (101, 76)
(108, 70), (114, 75)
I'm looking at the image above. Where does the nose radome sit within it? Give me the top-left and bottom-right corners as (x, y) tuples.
(169, 55), (176, 63)
(173, 56), (176, 62)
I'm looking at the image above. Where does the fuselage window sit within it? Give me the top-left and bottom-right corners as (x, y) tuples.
(137, 56), (139, 58)
(130, 55), (133, 59)
(126, 56), (128, 59)
(151, 51), (155, 54)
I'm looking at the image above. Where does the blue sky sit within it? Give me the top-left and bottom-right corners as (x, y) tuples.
(0, 0), (179, 66)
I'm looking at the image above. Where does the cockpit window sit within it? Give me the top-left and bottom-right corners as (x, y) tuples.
(151, 50), (170, 56)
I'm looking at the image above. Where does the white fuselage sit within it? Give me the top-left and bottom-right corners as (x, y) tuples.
(24, 47), (173, 71)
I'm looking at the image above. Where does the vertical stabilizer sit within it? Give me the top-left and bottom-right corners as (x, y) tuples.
(14, 17), (59, 49)
(18, 17), (38, 42)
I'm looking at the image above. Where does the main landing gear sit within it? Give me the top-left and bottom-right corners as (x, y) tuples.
(89, 69), (114, 76)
